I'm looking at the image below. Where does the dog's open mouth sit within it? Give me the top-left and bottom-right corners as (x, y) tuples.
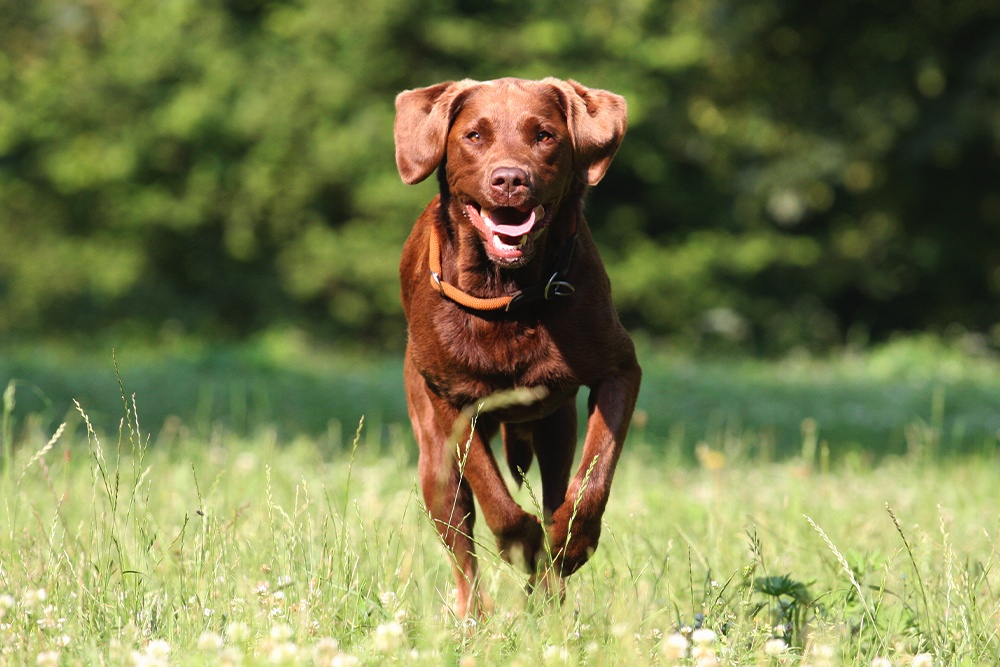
(466, 204), (546, 263)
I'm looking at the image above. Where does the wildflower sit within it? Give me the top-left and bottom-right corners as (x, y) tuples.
(225, 621), (251, 643)
(0, 594), (15, 618)
(218, 646), (244, 667)
(331, 654), (360, 667)
(270, 623), (294, 642)
(267, 641), (298, 663)
(197, 631), (224, 651)
(911, 654), (933, 667)
(542, 644), (570, 665)
(373, 620), (405, 653)
(764, 638), (788, 656)
(692, 628), (718, 646)
(36, 651), (60, 667)
(277, 575), (293, 588)
(379, 591), (398, 608)
(36, 606), (65, 631)
(132, 639), (172, 667)
(146, 639), (171, 660)
(661, 633), (690, 661)
(872, 658), (893, 667)
(23, 588), (47, 608)
(314, 637), (340, 664)
(692, 644), (720, 667)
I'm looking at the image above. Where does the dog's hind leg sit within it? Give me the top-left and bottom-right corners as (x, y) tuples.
(531, 401), (578, 522)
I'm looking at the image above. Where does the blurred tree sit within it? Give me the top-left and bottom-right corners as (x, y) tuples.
(0, 0), (998, 352)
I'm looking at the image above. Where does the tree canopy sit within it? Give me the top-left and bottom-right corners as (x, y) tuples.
(2, 0), (998, 352)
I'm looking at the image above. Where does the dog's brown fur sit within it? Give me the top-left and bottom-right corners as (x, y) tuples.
(394, 77), (641, 617)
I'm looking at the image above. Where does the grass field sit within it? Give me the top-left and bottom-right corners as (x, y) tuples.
(1, 338), (999, 665)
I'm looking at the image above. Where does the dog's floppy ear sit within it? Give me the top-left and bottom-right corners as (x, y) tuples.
(546, 79), (627, 186)
(394, 80), (480, 185)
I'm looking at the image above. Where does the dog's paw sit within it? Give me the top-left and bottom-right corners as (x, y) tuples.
(547, 507), (602, 577)
(495, 513), (545, 573)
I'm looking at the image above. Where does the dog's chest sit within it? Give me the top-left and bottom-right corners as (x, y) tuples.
(424, 313), (576, 402)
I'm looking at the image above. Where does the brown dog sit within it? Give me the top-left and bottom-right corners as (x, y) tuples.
(394, 77), (641, 617)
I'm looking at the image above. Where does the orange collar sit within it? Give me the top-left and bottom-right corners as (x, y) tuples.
(427, 225), (578, 312)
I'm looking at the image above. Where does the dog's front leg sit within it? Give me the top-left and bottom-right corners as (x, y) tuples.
(548, 360), (641, 576)
(446, 410), (546, 574)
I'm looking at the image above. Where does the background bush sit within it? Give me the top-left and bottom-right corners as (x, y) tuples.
(2, 0), (999, 352)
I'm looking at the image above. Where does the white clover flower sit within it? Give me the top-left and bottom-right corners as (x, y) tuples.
(23, 588), (47, 608)
(276, 575), (293, 588)
(267, 641), (298, 664)
(330, 654), (360, 667)
(373, 621), (405, 653)
(225, 621), (251, 643)
(132, 639), (172, 667)
(270, 623), (294, 642)
(692, 643), (720, 667)
(146, 639), (171, 660)
(911, 654), (933, 667)
(661, 633), (690, 661)
(0, 594), (15, 618)
(313, 637), (340, 663)
(36, 651), (60, 667)
(871, 658), (893, 667)
(691, 628), (718, 645)
(542, 644), (570, 665)
(36, 606), (65, 631)
(197, 631), (224, 651)
(379, 591), (398, 608)
(764, 638), (788, 656)
(218, 646), (244, 667)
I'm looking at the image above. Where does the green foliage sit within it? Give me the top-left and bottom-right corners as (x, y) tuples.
(1, 0), (999, 349)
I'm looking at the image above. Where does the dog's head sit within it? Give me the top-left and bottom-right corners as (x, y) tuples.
(395, 78), (627, 267)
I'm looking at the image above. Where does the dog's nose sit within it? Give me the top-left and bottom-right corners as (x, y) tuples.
(490, 167), (529, 193)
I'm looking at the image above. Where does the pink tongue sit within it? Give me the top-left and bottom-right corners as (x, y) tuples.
(487, 210), (536, 237)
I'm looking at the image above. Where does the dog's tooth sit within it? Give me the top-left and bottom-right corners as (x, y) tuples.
(519, 234), (528, 246)
(492, 235), (504, 250)
(482, 213), (495, 228)
(532, 205), (545, 221)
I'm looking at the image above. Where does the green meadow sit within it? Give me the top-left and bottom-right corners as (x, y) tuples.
(2, 338), (999, 665)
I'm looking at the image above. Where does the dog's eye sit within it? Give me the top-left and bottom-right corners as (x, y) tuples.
(536, 130), (555, 144)
(466, 131), (481, 143)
